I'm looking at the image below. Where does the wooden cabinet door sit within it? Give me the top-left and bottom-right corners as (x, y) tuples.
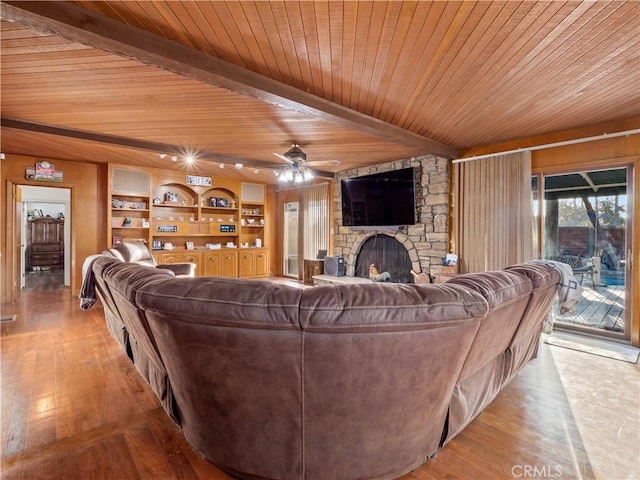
(159, 252), (202, 275)
(203, 251), (220, 277)
(239, 251), (254, 278)
(254, 249), (269, 277)
(220, 251), (238, 277)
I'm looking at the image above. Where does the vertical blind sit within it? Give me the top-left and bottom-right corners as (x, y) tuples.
(455, 151), (533, 273)
(299, 183), (329, 260)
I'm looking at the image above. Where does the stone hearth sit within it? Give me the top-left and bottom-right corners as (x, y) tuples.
(332, 155), (450, 281)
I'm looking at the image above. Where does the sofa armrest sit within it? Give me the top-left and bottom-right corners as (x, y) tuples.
(156, 263), (196, 277)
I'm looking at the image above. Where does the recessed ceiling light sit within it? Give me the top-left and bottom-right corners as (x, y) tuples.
(235, 163), (243, 169)
(219, 163), (225, 168)
(159, 154), (166, 159)
(171, 155), (178, 162)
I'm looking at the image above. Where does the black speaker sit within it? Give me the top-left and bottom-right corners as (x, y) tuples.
(324, 256), (345, 277)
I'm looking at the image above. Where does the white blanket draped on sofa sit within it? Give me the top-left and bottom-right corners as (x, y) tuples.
(530, 259), (583, 332)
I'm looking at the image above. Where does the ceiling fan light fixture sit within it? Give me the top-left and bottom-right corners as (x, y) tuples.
(284, 168), (294, 182)
(303, 169), (314, 181)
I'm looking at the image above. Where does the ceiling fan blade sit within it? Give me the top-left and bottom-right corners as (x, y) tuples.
(273, 152), (295, 164)
(306, 160), (341, 166)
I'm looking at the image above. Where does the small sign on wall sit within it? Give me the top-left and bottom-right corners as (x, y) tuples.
(186, 175), (212, 186)
(157, 225), (178, 233)
(25, 161), (63, 182)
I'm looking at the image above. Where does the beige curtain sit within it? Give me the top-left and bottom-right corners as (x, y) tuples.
(299, 182), (330, 261)
(454, 151), (533, 273)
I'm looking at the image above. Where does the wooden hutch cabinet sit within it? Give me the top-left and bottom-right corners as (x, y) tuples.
(26, 217), (64, 270)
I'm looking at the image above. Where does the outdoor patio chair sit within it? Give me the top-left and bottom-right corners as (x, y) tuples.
(547, 255), (595, 288)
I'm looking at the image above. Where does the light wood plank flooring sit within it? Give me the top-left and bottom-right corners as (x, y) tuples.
(1, 288), (638, 480)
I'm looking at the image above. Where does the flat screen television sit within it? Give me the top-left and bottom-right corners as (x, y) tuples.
(341, 167), (416, 227)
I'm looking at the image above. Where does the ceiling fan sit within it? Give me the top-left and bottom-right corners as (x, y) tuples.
(273, 143), (340, 183)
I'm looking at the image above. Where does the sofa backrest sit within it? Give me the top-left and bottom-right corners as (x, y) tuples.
(101, 262), (174, 370)
(90, 255), (130, 352)
(107, 241), (156, 267)
(136, 275), (305, 479)
(134, 276), (488, 480)
(298, 282), (488, 480)
(504, 263), (560, 346)
(446, 270), (533, 384)
(502, 263), (560, 382)
(99, 261), (178, 420)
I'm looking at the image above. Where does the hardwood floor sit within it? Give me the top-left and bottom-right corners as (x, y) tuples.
(1, 288), (638, 480)
(23, 268), (65, 291)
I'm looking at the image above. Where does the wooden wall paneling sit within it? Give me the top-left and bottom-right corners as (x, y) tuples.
(1, 155), (106, 301)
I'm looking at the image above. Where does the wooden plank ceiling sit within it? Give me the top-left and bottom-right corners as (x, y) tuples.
(1, 1), (639, 183)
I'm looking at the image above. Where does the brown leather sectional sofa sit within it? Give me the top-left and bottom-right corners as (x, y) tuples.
(83, 256), (559, 480)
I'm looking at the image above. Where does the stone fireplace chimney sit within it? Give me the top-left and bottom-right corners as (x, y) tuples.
(332, 155), (451, 281)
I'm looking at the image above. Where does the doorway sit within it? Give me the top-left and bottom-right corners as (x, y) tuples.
(535, 166), (631, 341)
(283, 201), (299, 277)
(20, 186), (71, 291)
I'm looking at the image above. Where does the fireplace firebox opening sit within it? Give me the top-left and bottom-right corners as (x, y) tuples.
(354, 234), (414, 283)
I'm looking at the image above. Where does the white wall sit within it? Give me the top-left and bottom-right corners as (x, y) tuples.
(27, 202), (65, 219)
(20, 186), (71, 286)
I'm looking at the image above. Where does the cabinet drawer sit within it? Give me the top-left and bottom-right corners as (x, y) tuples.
(29, 252), (63, 267)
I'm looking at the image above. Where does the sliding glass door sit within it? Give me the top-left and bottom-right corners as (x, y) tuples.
(534, 166), (631, 340)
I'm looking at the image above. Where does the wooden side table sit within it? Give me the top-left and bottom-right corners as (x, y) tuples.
(303, 259), (324, 285)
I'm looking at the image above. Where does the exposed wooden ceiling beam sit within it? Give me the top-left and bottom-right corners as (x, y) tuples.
(0, 116), (335, 178)
(1, 1), (458, 159)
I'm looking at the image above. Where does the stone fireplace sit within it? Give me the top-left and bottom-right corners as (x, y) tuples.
(332, 155), (451, 281)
